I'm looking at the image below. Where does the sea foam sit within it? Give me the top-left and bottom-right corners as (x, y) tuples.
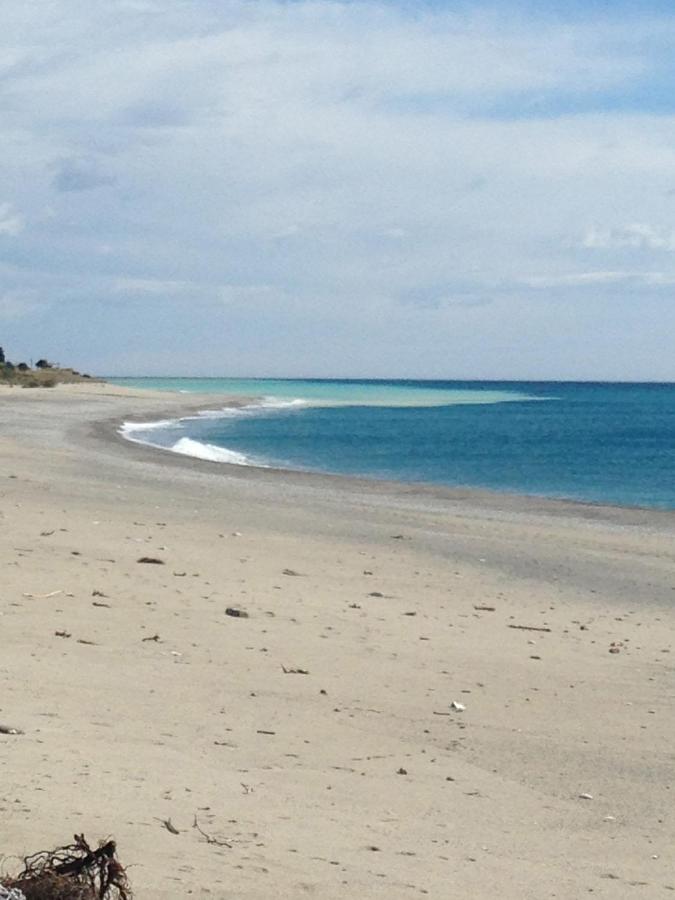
(119, 409), (265, 466)
(169, 436), (253, 465)
(120, 418), (181, 433)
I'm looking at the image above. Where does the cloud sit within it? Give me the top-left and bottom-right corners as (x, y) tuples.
(0, 203), (24, 236)
(52, 158), (117, 193)
(522, 270), (675, 288)
(220, 284), (288, 306)
(0, 289), (39, 319)
(113, 277), (189, 295)
(583, 223), (675, 251)
(2, 1), (675, 377)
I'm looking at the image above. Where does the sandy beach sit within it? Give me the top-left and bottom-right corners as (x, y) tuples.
(1, 382), (674, 898)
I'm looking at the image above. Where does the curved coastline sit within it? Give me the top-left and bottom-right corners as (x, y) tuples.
(104, 391), (675, 531)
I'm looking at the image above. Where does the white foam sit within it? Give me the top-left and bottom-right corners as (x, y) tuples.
(191, 407), (246, 419)
(120, 418), (181, 434)
(169, 437), (253, 465)
(257, 396), (310, 409)
(181, 398), (311, 422)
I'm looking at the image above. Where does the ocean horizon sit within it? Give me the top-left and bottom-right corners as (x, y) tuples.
(111, 377), (675, 510)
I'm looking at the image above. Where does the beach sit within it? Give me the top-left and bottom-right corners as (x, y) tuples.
(1, 382), (674, 898)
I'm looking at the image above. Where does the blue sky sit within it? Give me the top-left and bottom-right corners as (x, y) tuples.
(1, 0), (675, 379)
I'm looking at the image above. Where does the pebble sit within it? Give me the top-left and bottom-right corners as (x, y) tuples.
(226, 607), (249, 618)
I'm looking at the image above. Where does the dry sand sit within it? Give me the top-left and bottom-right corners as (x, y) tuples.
(1, 382), (674, 898)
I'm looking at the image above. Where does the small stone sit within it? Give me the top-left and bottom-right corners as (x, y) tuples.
(579, 792), (593, 800)
(225, 607), (249, 618)
(450, 701), (466, 712)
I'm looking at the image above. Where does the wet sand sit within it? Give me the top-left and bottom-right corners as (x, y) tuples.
(1, 382), (674, 898)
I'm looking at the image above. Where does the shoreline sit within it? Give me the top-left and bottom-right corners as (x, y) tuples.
(106, 392), (675, 530)
(2, 382), (675, 898)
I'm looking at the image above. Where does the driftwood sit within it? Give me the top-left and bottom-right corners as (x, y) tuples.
(192, 817), (231, 848)
(4, 835), (130, 900)
(507, 624), (551, 633)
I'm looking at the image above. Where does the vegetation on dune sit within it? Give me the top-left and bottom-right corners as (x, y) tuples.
(0, 346), (99, 387)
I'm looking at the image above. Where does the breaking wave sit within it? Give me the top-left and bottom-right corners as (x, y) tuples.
(169, 436), (254, 465)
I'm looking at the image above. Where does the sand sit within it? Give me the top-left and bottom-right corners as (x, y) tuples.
(1, 382), (674, 898)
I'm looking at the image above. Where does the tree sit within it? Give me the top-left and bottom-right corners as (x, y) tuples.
(35, 358), (52, 369)
(0, 346), (5, 364)
(17, 362), (29, 371)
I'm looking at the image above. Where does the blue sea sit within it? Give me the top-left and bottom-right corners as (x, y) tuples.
(110, 378), (675, 510)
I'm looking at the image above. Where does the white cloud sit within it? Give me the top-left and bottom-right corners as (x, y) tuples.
(0, 202), (24, 236)
(0, 289), (39, 319)
(113, 277), (189, 295)
(220, 284), (287, 306)
(583, 223), (675, 251)
(2, 1), (675, 377)
(522, 270), (675, 288)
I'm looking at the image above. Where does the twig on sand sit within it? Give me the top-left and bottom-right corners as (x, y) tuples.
(137, 557), (165, 565)
(0, 724), (24, 735)
(192, 816), (232, 848)
(281, 665), (309, 674)
(507, 624), (551, 633)
(22, 590), (63, 599)
(157, 818), (180, 835)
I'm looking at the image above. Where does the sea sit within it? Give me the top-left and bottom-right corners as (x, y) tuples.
(110, 378), (675, 510)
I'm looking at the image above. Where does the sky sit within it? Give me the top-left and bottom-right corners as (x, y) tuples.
(1, 0), (675, 380)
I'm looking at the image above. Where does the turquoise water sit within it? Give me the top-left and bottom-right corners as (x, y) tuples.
(111, 378), (675, 510)
(111, 377), (533, 407)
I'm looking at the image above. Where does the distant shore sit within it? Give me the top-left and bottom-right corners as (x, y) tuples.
(2, 381), (674, 898)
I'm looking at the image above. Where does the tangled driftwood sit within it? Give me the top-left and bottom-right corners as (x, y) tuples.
(3, 835), (130, 900)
